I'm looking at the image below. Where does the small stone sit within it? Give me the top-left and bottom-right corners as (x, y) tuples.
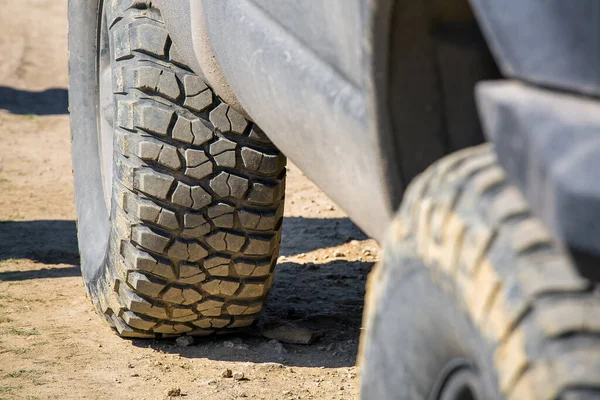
(282, 390), (291, 395)
(261, 323), (320, 345)
(222, 368), (233, 378)
(175, 336), (194, 347)
(223, 341), (235, 348)
(166, 387), (181, 397)
(233, 371), (245, 381)
(333, 250), (345, 258)
(298, 253), (306, 258)
(362, 248), (373, 256)
(130, 373), (140, 377)
(127, 363), (135, 368)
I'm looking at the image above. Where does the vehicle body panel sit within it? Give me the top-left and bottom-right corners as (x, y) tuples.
(159, 0), (399, 241)
(158, 0), (597, 245)
(477, 81), (600, 258)
(469, 0), (600, 97)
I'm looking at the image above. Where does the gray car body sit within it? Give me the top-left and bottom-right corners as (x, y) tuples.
(157, 0), (600, 250)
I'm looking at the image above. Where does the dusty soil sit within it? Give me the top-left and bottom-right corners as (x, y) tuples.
(0, 1), (378, 399)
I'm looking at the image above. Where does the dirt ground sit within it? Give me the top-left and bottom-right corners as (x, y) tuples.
(0, 2), (378, 399)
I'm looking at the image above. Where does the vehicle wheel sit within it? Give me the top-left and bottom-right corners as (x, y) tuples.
(68, 0), (285, 338)
(359, 144), (600, 399)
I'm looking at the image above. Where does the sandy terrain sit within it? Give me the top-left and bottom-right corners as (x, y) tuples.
(0, 2), (378, 399)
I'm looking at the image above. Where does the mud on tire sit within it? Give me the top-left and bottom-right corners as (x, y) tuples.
(69, 0), (285, 337)
(360, 144), (600, 399)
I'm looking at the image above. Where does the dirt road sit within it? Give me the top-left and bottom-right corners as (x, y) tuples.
(0, 2), (377, 399)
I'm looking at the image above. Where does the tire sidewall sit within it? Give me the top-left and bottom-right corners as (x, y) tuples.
(68, 0), (110, 285)
(360, 242), (502, 400)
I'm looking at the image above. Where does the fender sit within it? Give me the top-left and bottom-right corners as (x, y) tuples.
(156, 0), (248, 116)
(157, 0), (499, 240)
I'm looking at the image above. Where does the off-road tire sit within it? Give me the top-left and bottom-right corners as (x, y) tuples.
(69, 0), (285, 337)
(360, 144), (600, 399)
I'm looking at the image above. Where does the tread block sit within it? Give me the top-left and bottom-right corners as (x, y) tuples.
(127, 271), (164, 298)
(153, 323), (193, 334)
(226, 107), (248, 134)
(233, 259), (272, 277)
(183, 74), (208, 96)
(156, 208), (179, 230)
(171, 307), (198, 322)
(184, 148), (214, 180)
(129, 24), (169, 58)
(162, 286), (202, 305)
(112, 314), (155, 338)
(172, 115), (214, 146)
(209, 172), (249, 199)
(238, 282), (267, 298)
(245, 235), (275, 256)
(187, 241), (209, 262)
(119, 284), (168, 319)
(226, 304), (248, 316)
(129, 65), (180, 100)
(185, 162), (213, 180)
(239, 209), (279, 231)
(131, 225), (170, 254)
(241, 148), (282, 174)
(209, 103), (231, 132)
(134, 169), (174, 200)
(135, 103), (173, 136)
(196, 299), (225, 316)
(171, 182), (193, 208)
(182, 212), (211, 238)
(206, 231), (246, 253)
(121, 242), (175, 280)
(157, 145), (182, 170)
(179, 263), (207, 285)
(121, 310), (156, 330)
(208, 203), (235, 229)
(246, 181), (283, 205)
(184, 90), (212, 113)
(203, 279), (240, 297)
(210, 138), (237, 168)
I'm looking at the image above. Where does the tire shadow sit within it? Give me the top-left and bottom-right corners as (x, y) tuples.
(4, 217), (374, 367)
(133, 257), (374, 368)
(0, 220), (79, 265)
(280, 216), (368, 256)
(0, 86), (68, 115)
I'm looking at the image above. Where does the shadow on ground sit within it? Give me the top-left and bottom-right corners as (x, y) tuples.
(135, 256), (373, 368)
(0, 217), (365, 264)
(2, 217), (373, 367)
(0, 220), (79, 264)
(280, 216), (367, 256)
(0, 86), (68, 115)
